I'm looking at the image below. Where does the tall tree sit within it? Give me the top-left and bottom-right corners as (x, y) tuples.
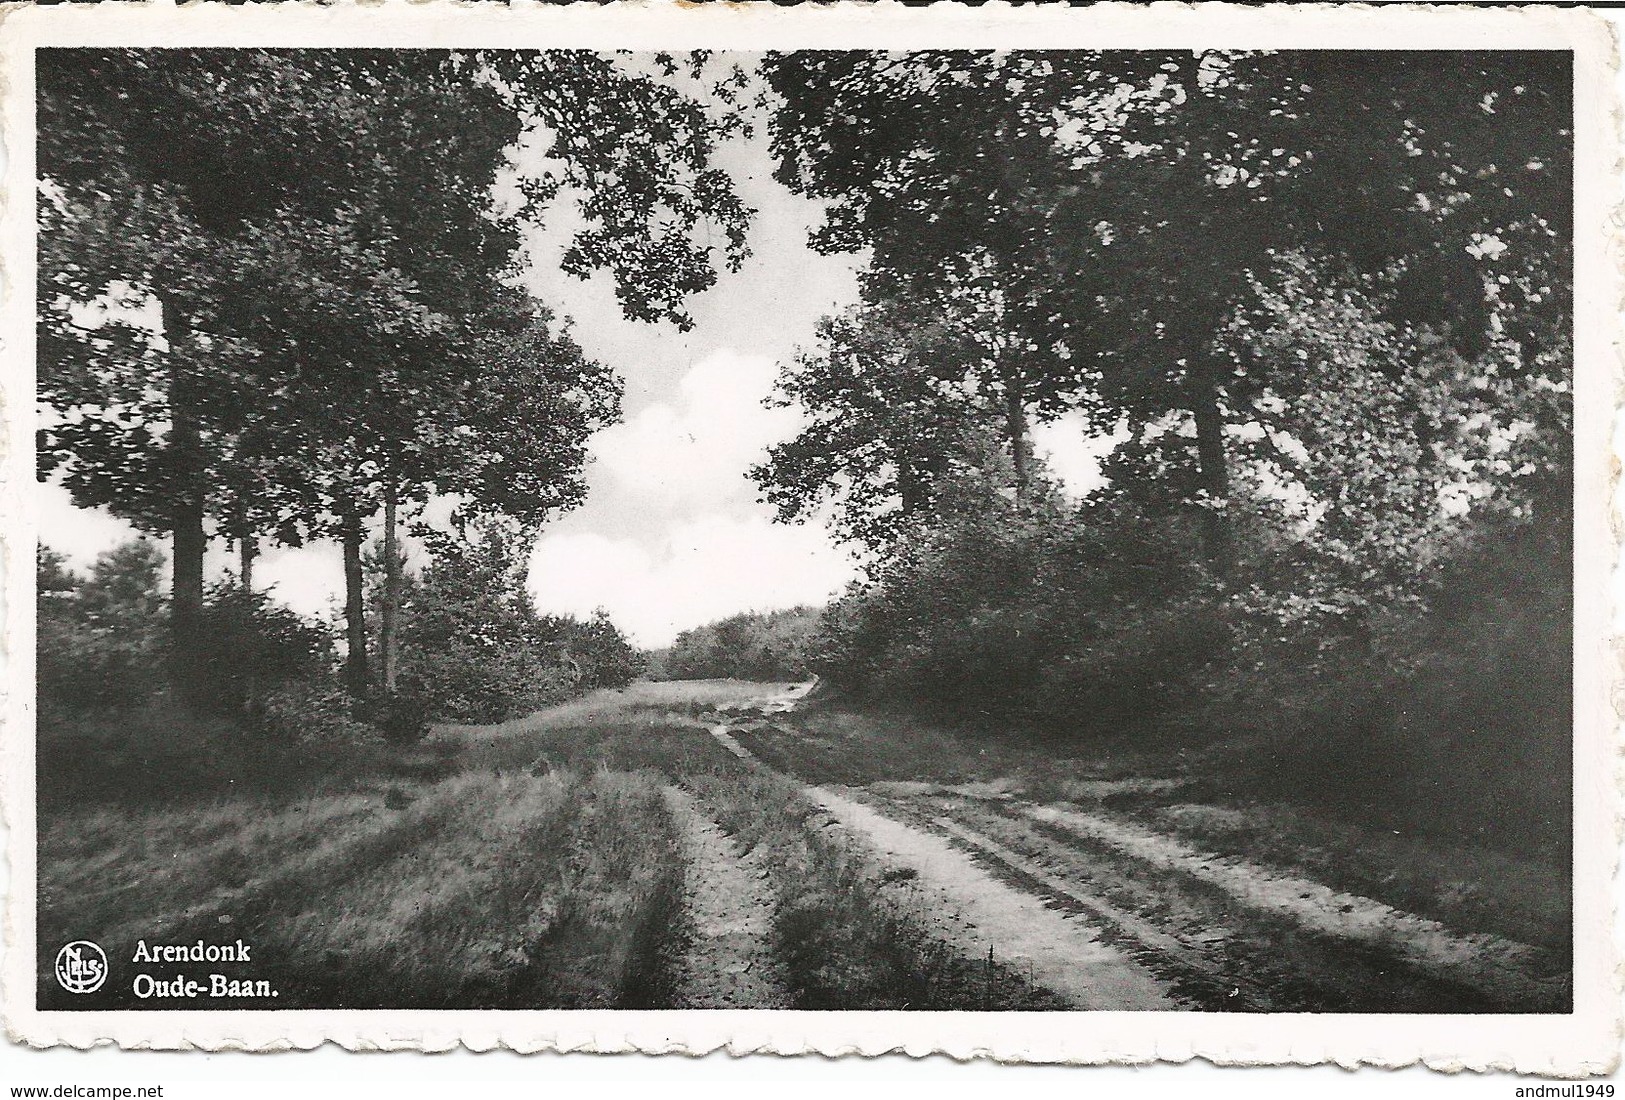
(39, 49), (750, 705)
(755, 296), (1017, 551)
(366, 291), (622, 694)
(765, 49), (1570, 575)
(765, 51), (1091, 499)
(1048, 50), (1571, 570)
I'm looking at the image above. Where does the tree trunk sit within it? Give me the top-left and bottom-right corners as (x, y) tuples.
(1004, 375), (1031, 502)
(1190, 363), (1234, 578)
(897, 465), (926, 514)
(161, 297), (209, 709)
(380, 482), (401, 695)
(239, 535), (255, 592)
(236, 531), (258, 718)
(171, 491), (207, 705)
(340, 504), (370, 700)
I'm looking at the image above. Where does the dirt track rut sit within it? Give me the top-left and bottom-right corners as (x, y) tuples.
(662, 785), (791, 1009)
(809, 785), (1174, 1010)
(704, 718), (1171, 1009)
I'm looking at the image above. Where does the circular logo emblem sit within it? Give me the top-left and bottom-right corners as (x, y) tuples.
(54, 941), (108, 994)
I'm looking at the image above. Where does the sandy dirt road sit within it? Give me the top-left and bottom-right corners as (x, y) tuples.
(704, 684), (1568, 1013)
(705, 717), (1173, 1009)
(662, 785), (791, 1009)
(809, 785), (1174, 1009)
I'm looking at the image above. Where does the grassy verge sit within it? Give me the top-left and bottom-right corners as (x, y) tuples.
(1124, 798), (1571, 956)
(916, 794), (1522, 1012)
(41, 760), (683, 1009)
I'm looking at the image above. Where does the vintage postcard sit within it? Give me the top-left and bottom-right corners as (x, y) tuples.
(0, 0), (1616, 1074)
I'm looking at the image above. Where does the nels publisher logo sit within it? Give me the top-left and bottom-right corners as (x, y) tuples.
(54, 941), (108, 994)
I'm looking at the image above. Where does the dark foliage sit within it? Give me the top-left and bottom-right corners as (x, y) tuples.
(369, 689), (434, 747)
(193, 584), (335, 719)
(36, 540), (167, 715)
(760, 49), (1573, 862)
(36, 539), (372, 806)
(657, 607), (823, 683)
(396, 524), (643, 723)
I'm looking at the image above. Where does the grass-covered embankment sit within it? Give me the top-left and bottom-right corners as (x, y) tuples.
(40, 765), (683, 1010)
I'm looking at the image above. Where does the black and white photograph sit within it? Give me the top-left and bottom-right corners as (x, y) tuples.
(1, 0), (1616, 1077)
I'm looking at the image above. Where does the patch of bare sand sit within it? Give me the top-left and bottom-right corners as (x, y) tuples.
(808, 786), (1173, 1010)
(662, 786), (790, 1009)
(1026, 803), (1567, 1008)
(453, 680), (785, 739)
(705, 725), (753, 761)
(714, 677), (820, 715)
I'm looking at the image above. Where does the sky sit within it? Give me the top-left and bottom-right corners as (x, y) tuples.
(38, 56), (1112, 649)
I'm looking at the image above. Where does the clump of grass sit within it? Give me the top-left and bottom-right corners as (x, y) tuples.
(448, 681), (777, 745)
(40, 790), (408, 953)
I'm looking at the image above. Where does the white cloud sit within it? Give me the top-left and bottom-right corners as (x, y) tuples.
(250, 542), (346, 621)
(1033, 413), (1125, 499)
(529, 514), (854, 648)
(38, 483), (139, 567)
(587, 348), (799, 513)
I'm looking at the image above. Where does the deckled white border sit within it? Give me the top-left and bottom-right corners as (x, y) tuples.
(0, 0), (1616, 1073)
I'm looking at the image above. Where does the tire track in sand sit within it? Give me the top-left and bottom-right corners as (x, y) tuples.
(662, 785), (791, 1009)
(703, 718), (1172, 1010)
(808, 785), (1174, 1010)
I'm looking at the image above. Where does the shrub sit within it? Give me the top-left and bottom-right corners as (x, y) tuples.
(810, 462), (1570, 858)
(399, 639), (574, 724)
(396, 525), (643, 723)
(660, 607), (822, 682)
(195, 585), (335, 719)
(810, 495), (1220, 730)
(37, 540), (368, 802)
(371, 688), (433, 746)
(37, 541), (167, 715)
(254, 678), (377, 749)
(554, 610), (645, 690)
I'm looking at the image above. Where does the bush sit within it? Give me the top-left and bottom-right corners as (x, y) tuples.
(1205, 495), (1573, 857)
(195, 585), (335, 719)
(399, 641), (573, 724)
(254, 678), (377, 749)
(556, 610), (645, 690)
(37, 540), (371, 804)
(659, 607), (822, 682)
(395, 525), (644, 723)
(811, 495), (1219, 730)
(37, 541), (167, 715)
(811, 469), (1570, 857)
(370, 689), (433, 746)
